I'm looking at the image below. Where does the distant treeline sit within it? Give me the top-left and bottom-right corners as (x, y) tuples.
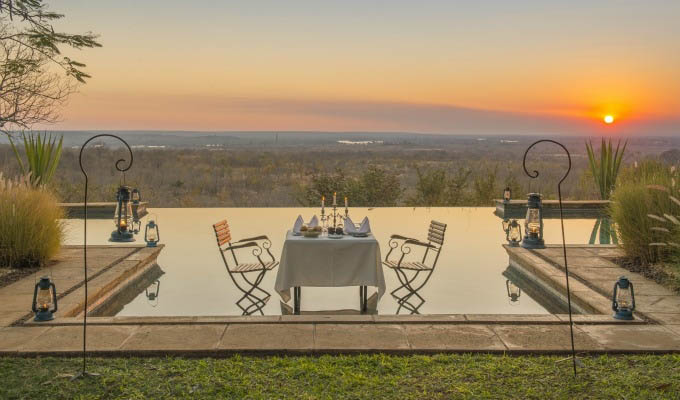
(2, 144), (676, 207)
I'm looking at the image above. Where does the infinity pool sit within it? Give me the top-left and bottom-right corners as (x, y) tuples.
(62, 207), (598, 316)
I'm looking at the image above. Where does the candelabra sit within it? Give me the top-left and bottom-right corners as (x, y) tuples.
(321, 204), (349, 229)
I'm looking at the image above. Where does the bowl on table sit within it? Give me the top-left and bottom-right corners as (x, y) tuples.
(303, 226), (322, 238)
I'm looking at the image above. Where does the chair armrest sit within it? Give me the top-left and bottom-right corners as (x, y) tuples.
(404, 239), (436, 249)
(233, 235), (276, 263)
(390, 234), (416, 241)
(222, 241), (259, 252)
(235, 235), (269, 243)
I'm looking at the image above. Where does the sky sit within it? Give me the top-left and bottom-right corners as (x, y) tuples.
(46, 0), (680, 135)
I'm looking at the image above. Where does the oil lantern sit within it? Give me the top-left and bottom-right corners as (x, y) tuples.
(144, 217), (160, 247)
(507, 219), (522, 247)
(503, 187), (512, 203)
(521, 193), (545, 249)
(110, 185), (135, 242)
(32, 276), (58, 321)
(506, 279), (521, 305)
(612, 276), (635, 320)
(145, 280), (160, 307)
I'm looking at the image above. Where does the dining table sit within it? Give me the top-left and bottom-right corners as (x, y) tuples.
(275, 230), (385, 314)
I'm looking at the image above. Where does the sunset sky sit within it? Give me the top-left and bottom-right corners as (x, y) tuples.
(49, 0), (680, 135)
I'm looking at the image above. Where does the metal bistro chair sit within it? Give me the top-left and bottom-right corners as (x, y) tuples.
(383, 220), (447, 314)
(212, 219), (278, 315)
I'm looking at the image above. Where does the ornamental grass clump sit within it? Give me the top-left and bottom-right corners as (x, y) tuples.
(610, 161), (679, 265)
(0, 173), (64, 269)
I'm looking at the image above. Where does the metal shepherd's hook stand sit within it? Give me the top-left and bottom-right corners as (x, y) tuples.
(75, 134), (133, 379)
(523, 139), (578, 377)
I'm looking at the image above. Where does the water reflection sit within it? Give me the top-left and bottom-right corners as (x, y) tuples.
(588, 217), (618, 245)
(506, 279), (521, 305)
(145, 280), (161, 307)
(62, 208), (600, 316)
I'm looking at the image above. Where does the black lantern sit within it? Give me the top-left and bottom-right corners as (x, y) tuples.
(521, 193), (545, 249)
(110, 185), (135, 242)
(145, 280), (160, 307)
(503, 186), (512, 203)
(507, 219), (522, 246)
(32, 276), (58, 321)
(506, 279), (521, 305)
(612, 276), (635, 320)
(144, 217), (160, 247)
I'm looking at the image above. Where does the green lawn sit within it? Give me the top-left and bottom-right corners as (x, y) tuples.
(1, 354), (679, 399)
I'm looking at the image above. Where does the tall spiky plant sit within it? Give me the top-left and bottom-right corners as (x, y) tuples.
(9, 132), (63, 187)
(586, 138), (627, 200)
(586, 138), (627, 244)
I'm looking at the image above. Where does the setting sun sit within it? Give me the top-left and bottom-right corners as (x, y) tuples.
(604, 115), (615, 124)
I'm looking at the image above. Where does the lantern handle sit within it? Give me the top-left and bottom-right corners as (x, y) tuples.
(522, 139), (572, 186)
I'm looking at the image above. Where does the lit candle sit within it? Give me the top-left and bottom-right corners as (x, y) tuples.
(321, 196), (325, 208)
(333, 192), (337, 206)
(344, 196), (348, 208)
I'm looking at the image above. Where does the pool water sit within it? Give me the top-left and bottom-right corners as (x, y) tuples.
(62, 207), (599, 316)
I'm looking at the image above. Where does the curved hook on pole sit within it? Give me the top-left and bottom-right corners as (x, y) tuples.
(522, 139), (572, 188)
(522, 138), (577, 377)
(76, 134), (132, 378)
(79, 134), (133, 178)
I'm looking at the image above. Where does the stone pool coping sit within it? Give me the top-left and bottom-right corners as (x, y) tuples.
(0, 245), (164, 328)
(2, 318), (679, 356)
(1, 244), (679, 356)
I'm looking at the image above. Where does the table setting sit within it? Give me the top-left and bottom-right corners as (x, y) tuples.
(274, 194), (385, 314)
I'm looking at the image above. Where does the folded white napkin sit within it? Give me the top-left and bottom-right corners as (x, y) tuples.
(359, 216), (371, 233)
(293, 215), (304, 234)
(344, 217), (370, 234)
(308, 215), (319, 228)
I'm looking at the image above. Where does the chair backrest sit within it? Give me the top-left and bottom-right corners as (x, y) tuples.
(427, 220), (447, 248)
(213, 219), (232, 247)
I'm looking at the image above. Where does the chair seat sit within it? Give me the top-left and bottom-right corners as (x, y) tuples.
(382, 260), (432, 271)
(230, 261), (278, 273)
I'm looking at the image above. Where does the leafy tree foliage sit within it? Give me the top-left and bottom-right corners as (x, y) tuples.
(0, 0), (100, 81)
(0, 0), (100, 133)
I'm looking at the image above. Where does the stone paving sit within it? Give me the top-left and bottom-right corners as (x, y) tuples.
(0, 245), (163, 328)
(1, 244), (679, 356)
(526, 245), (680, 327)
(2, 318), (680, 355)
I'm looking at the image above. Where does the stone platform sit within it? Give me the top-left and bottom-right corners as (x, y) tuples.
(1, 244), (679, 356)
(494, 199), (608, 219)
(59, 202), (148, 219)
(0, 245), (163, 328)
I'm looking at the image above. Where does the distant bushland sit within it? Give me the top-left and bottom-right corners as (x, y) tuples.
(0, 143), (611, 207)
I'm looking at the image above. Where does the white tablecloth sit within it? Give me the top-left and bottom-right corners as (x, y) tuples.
(275, 231), (385, 303)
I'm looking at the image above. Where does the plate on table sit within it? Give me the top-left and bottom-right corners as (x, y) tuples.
(328, 234), (344, 239)
(303, 231), (321, 238)
(350, 232), (370, 237)
(293, 232), (301, 236)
